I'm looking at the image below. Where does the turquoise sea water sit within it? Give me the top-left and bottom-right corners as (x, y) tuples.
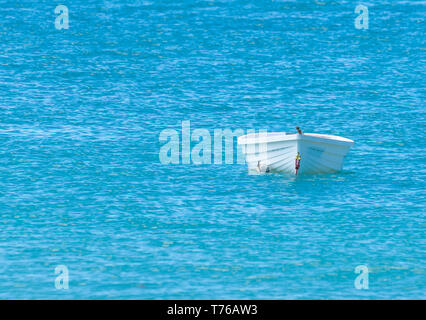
(0, 0), (425, 299)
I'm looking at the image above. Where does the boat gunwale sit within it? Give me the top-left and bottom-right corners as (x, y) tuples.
(238, 132), (354, 147)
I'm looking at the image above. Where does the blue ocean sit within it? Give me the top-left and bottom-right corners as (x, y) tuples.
(0, 0), (424, 299)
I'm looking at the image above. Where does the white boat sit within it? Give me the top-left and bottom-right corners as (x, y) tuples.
(237, 129), (354, 175)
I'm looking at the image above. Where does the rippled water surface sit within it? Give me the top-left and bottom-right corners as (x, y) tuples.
(0, 0), (425, 299)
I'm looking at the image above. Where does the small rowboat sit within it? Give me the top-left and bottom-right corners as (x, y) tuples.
(237, 128), (354, 175)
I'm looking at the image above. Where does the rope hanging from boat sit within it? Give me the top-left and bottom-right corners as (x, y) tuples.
(295, 152), (301, 175)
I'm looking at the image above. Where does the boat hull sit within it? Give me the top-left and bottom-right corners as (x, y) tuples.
(237, 132), (354, 174)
